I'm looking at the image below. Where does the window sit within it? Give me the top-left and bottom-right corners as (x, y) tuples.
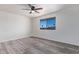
(40, 17), (56, 30)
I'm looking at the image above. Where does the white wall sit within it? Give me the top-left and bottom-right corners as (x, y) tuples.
(32, 5), (79, 46)
(0, 11), (31, 42)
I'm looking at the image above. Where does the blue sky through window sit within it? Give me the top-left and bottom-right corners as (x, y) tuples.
(40, 20), (47, 28)
(47, 18), (56, 27)
(40, 17), (56, 29)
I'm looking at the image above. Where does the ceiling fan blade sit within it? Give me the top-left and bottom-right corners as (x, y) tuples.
(29, 10), (32, 14)
(22, 9), (31, 10)
(35, 8), (43, 10)
(28, 4), (32, 8)
(34, 10), (39, 13)
(29, 12), (32, 14)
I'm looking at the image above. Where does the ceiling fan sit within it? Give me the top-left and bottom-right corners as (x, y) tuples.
(22, 4), (43, 14)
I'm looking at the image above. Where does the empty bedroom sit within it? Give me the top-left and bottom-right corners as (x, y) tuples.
(0, 4), (79, 54)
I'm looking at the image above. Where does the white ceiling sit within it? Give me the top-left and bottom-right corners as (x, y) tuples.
(0, 4), (65, 17)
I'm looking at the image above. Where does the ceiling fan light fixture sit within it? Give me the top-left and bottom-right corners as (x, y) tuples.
(22, 4), (43, 14)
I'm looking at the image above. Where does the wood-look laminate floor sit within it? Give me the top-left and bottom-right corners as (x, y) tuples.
(0, 37), (79, 54)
